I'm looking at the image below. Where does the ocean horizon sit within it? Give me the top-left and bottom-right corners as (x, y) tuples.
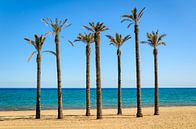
(0, 88), (195, 111)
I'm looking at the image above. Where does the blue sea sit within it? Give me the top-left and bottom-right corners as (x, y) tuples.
(0, 88), (195, 111)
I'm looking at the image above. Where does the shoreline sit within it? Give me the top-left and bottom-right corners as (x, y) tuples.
(0, 105), (195, 112)
(0, 106), (196, 129)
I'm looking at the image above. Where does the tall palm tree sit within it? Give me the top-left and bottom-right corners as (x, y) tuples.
(42, 18), (71, 119)
(121, 7), (145, 117)
(106, 33), (131, 115)
(74, 33), (94, 116)
(141, 30), (166, 115)
(83, 22), (108, 119)
(24, 34), (55, 119)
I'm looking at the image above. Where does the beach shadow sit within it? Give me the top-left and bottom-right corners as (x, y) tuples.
(0, 115), (34, 121)
(89, 113), (154, 120)
(0, 113), (154, 121)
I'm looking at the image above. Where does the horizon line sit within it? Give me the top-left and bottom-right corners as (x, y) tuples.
(0, 87), (195, 89)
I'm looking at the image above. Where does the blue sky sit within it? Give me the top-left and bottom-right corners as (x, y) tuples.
(0, 0), (195, 88)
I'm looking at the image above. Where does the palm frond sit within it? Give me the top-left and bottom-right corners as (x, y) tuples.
(41, 18), (49, 26)
(83, 25), (94, 32)
(106, 35), (118, 47)
(158, 42), (166, 46)
(40, 36), (46, 47)
(120, 18), (132, 23)
(60, 19), (68, 28)
(101, 27), (109, 31)
(98, 22), (103, 28)
(73, 39), (81, 42)
(34, 34), (39, 45)
(137, 7), (145, 22)
(109, 42), (115, 46)
(158, 34), (166, 43)
(42, 18), (53, 29)
(141, 41), (149, 44)
(68, 40), (75, 46)
(98, 22), (108, 32)
(42, 50), (56, 56)
(116, 33), (121, 44)
(47, 17), (53, 24)
(121, 9), (136, 25)
(28, 51), (37, 62)
(121, 15), (131, 19)
(110, 42), (118, 48)
(122, 35), (131, 43)
(102, 27), (109, 32)
(65, 23), (72, 28)
(127, 23), (133, 28)
(55, 18), (58, 25)
(24, 38), (36, 47)
(120, 35), (131, 47)
(59, 19), (71, 31)
(89, 22), (95, 28)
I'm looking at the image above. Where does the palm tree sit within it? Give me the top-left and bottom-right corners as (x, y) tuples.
(106, 33), (131, 115)
(42, 18), (71, 119)
(121, 7), (145, 117)
(141, 30), (166, 115)
(74, 33), (94, 116)
(83, 22), (108, 119)
(24, 34), (55, 119)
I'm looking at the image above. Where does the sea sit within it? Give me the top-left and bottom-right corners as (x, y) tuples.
(0, 88), (195, 111)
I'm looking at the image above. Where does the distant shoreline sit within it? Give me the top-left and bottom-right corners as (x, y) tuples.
(0, 105), (196, 112)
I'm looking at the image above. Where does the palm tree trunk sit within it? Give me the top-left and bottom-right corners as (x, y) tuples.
(94, 32), (102, 119)
(117, 48), (122, 115)
(55, 32), (63, 119)
(153, 48), (159, 115)
(36, 53), (41, 119)
(134, 24), (143, 117)
(86, 44), (91, 116)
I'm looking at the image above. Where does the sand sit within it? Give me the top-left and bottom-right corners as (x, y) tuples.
(0, 106), (195, 129)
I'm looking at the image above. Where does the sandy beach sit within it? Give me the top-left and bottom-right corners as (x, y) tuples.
(0, 106), (195, 129)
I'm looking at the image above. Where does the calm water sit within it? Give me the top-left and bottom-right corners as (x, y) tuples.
(0, 88), (195, 111)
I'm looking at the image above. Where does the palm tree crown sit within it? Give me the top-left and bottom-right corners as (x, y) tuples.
(42, 18), (71, 33)
(83, 22), (109, 33)
(141, 30), (166, 48)
(121, 7), (145, 27)
(106, 33), (131, 49)
(24, 35), (46, 61)
(74, 33), (94, 44)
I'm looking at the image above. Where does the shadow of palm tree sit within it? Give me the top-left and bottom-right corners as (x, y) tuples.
(0, 113), (154, 121)
(0, 115), (34, 121)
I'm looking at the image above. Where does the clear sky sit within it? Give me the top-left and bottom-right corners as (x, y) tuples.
(0, 0), (196, 88)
